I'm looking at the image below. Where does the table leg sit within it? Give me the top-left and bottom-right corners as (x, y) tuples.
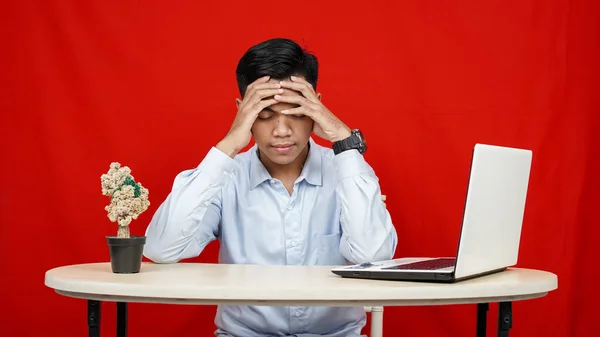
(117, 302), (128, 337)
(497, 302), (512, 337)
(477, 303), (488, 337)
(88, 300), (101, 337)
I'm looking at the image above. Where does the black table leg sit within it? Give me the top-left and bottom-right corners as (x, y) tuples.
(477, 303), (489, 337)
(88, 300), (101, 337)
(117, 302), (128, 337)
(497, 302), (512, 337)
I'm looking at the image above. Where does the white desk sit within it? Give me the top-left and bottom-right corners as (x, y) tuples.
(45, 262), (557, 337)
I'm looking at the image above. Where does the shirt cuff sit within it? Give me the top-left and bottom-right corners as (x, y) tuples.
(333, 149), (373, 180)
(196, 147), (239, 184)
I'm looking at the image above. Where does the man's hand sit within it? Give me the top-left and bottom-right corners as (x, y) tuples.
(216, 76), (282, 157)
(276, 76), (351, 142)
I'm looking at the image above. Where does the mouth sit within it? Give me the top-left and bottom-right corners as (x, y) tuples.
(271, 143), (295, 153)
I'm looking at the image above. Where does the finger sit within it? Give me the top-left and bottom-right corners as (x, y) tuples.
(274, 94), (315, 108)
(242, 76), (275, 101)
(279, 80), (318, 102)
(279, 105), (315, 118)
(243, 83), (282, 101)
(246, 75), (271, 91)
(255, 98), (278, 113)
(240, 85), (281, 110)
(249, 82), (282, 91)
(244, 99), (277, 124)
(290, 75), (315, 88)
(245, 88), (284, 108)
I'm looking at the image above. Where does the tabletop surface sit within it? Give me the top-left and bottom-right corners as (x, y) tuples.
(45, 262), (558, 306)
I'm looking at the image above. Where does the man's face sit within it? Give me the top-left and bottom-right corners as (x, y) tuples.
(244, 77), (315, 166)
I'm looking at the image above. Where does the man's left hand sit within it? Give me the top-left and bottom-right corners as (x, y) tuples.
(275, 76), (351, 142)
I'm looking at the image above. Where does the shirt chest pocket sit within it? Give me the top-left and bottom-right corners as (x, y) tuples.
(316, 232), (346, 266)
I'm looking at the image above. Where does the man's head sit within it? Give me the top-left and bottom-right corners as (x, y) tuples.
(235, 38), (319, 168)
(236, 38), (318, 96)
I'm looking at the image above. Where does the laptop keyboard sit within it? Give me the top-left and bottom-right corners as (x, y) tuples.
(383, 258), (456, 270)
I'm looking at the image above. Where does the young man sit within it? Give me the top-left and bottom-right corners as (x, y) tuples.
(143, 38), (398, 337)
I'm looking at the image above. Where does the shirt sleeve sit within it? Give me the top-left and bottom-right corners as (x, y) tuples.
(334, 149), (398, 264)
(143, 147), (238, 263)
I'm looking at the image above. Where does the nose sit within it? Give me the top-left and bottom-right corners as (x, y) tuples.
(272, 114), (293, 137)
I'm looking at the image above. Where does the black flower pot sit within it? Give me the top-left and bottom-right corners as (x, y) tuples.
(106, 236), (146, 273)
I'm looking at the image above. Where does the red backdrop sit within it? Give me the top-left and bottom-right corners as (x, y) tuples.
(1, 1), (598, 336)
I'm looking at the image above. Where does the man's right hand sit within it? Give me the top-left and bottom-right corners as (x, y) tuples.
(216, 76), (282, 158)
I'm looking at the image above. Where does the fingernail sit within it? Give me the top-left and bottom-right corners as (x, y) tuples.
(274, 95), (282, 99)
(281, 110), (288, 114)
(290, 76), (296, 80)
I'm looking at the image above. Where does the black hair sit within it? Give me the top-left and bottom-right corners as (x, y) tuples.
(235, 38), (318, 97)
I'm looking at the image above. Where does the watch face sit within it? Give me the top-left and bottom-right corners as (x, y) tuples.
(353, 129), (367, 154)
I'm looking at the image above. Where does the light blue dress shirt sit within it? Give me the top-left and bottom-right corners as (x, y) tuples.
(143, 138), (398, 337)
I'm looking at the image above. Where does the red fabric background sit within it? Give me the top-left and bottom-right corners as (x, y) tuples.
(1, 1), (598, 336)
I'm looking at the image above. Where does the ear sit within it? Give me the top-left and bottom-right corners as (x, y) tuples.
(235, 98), (242, 110)
(316, 93), (322, 101)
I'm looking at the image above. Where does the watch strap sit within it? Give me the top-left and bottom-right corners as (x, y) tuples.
(333, 130), (363, 155)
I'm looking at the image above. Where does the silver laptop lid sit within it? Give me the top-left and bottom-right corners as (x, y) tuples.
(454, 144), (532, 279)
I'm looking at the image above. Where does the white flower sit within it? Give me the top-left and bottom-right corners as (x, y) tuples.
(101, 162), (150, 231)
(101, 162), (131, 196)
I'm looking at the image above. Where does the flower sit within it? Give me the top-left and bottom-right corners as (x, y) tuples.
(101, 162), (131, 196)
(101, 162), (150, 237)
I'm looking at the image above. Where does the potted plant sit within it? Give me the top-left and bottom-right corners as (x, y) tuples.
(101, 162), (150, 273)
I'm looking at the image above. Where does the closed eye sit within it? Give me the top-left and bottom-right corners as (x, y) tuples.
(256, 107), (305, 120)
(257, 109), (274, 120)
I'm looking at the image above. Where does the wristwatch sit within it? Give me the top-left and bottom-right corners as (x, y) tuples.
(333, 129), (367, 155)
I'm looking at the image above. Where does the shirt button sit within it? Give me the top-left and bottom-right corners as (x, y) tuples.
(294, 311), (301, 317)
(287, 205), (293, 211)
(204, 200), (210, 206)
(290, 241), (297, 247)
(269, 179), (275, 184)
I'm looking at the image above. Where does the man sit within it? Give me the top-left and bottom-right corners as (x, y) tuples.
(143, 38), (398, 337)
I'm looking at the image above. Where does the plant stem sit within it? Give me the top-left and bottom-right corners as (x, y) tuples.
(117, 226), (130, 238)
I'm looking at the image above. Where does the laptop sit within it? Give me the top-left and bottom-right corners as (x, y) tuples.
(331, 143), (533, 283)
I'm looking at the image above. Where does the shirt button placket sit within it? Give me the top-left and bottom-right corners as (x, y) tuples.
(285, 200), (302, 265)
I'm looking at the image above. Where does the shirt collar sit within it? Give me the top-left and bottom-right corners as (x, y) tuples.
(249, 138), (323, 189)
